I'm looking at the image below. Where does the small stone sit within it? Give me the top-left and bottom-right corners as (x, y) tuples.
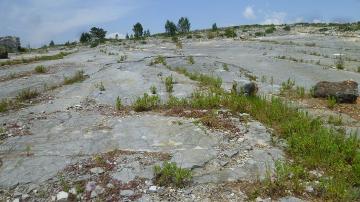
(305, 185), (314, 193)
(106, 183), (114, 189)
(48, 100), (53, 104)
(148, 185), (157, 193)
(69, 187), (77, 195)
(85, 181), (96, 192)
(90, 167), (104, 174)
(12, 199), (20, 202)
(51, 195), (56, 201)
(56, 191), (68, 200)
(21, 194), (29, 200)
(223, 149), (239, 158)
(94, 185), (105, 195)
(120, 189), (134, 197)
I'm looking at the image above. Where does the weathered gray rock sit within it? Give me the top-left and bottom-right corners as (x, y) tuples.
(313, 80), (358, 103)
(56, 191), (69, 201)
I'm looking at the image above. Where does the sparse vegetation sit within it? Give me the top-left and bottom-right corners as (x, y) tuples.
(187, 56), (195, 64)
(150, 85), (157, 94)
(63, 70), (86, 85)
(154, 161), (192, 188)
(115, 96), (122, 110)
(96, 82), (105, 91)
(0, 99), (8, 112)
(283, 25), (291, 31)
(327, 96), (337, 109)
(224, 28), (237, 38)
(328, 115), (343, 126)
(34, 65), (47, 73)
(151, 55), (167, 66)
(223, 63), (229, 71)
(0, 52), (72, 66)
(16, 88), (39, 101)
(118, 55), (127, 62)
(165, 75), (174, 93)
(335, 55), (345, 70)
(132, 93), (160, 112)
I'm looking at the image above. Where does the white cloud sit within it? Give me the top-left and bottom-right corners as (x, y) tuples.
(243, 6), (256, 19)
(0, 0), (137, 46)
(106, 32), (125, 39)
(263, 12), (287, 25)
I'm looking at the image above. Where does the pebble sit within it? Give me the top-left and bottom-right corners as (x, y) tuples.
(148, 185), (157, 193)
(120, 189), (134, 197)
(12, 199), (20, 202)
(305, 185), (314, 193)
(21, 194), (29, 200)
(106, 183), (115, 189)
(56, 191), (69, 200)
(69, 187), (77, 195)
(85, 181), (96, 192)
(90, 167), (104, 174)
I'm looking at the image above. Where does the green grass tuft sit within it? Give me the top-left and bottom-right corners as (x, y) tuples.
(133, 93), (160, 112)
(154, 161), (192, 188)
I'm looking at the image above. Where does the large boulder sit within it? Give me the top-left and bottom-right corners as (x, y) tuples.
(313, 80), (358, 103)
(0, 36), (20, 52)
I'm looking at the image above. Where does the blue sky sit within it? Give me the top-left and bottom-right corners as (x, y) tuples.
(1, 0), (359, 47)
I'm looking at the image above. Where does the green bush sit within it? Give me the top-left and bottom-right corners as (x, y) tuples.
(224, 28), (237, 38)
(283, 25), (291, 31)
(265, 26), (276, 34)
(0, 46), (8, 59)
(133, 93), (160, 112)
(154, 162), (192, 188)
(34, 65), (47, 73)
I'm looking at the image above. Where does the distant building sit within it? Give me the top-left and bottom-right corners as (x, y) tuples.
(0, 36), (21, 52)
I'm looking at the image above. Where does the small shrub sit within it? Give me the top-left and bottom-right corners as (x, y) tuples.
(255, 32), (266, 37)
(0, 46), (8, 59)
(166, 95), (188, 108)
(63, 70), (86, 85)
(207, 32), (215, 39)
(176, 41), (183, 49)
(357, 66), (360, 73)
(335, 56), (345, 70)
(96, 82), (105, 91)
(0, 99), (8, 112)
(152, 55), (167, 66)
(296, 86), (305, 98)
(154, 161), (192, 188)
(280, 78), (295, 92)
(150, 85), (157, 94)
(224, 28), (237, 38)
(118, 55), (127, 62)
(133, 93), (160, 112)
(187, 56), (195, 64)
(34, 65), (47, 73)
(223, 63), (229, 71)
(327, 96), (337, 109)
(16, 89), (39, 101)
(283, 25), (291, 31)
(115, 96), (122, 110)
(165, 76), (174, 93)
(265, 26), (276, 34)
